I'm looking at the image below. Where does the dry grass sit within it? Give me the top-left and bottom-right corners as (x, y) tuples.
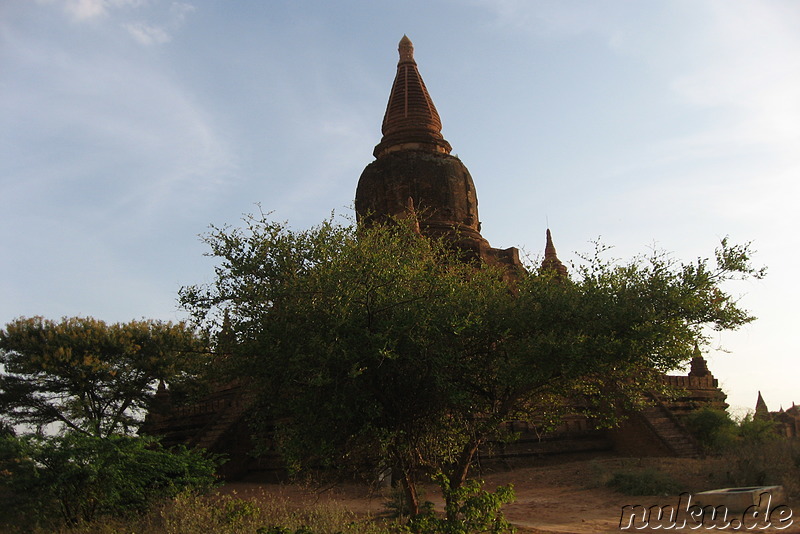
(9, 443), (800, 533)
(13, 490), (399, 534)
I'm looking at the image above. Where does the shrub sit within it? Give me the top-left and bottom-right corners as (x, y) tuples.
(408, 475), (515, 534)
(683, 408), (738, 452)
(0, 432), (219, 529)
(718, 437), (800, 497)
(737, 414), (778, 444)
(684, 408), (785, 455)
(605, 468), (681, 496)
(683, 408), (800, 499)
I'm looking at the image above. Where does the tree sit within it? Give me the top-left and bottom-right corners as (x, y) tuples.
(0, 317), (209, 437)
(180, 213), (764, 518)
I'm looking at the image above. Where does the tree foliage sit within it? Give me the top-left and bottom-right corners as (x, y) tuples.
(0, 316), (209, 436)
(0, 432), (219, 528)
(684, 407), (780, 454)
(180, 213), (763, 517)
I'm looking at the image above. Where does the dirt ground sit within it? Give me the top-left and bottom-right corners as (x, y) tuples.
(221, 456), (800, 533)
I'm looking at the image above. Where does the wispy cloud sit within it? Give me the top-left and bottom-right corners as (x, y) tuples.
(124, 21), (170, 45)
(668, 3), (800, 150)
(1, 12), (234, 234)
(170, 2), (194, 23)
(41, 0), (146, 21)
(38, 0), (195, 46)
(65, 0), (108, 20)
(467, 0), (614, 38)
(122, 2), (196, 46)
(475, 1), (800, 176)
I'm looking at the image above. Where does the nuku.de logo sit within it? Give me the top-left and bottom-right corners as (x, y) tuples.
(619, 491), (793, 530)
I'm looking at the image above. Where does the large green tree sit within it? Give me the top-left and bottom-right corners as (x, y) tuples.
(0, 317), (209, 437)
(180, 213), (763, 516)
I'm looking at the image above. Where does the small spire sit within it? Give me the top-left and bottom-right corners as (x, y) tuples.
(540, 229), (568, 277)
(545, 229), (557, 258)
(755, 391), (769, 419)
(688, 343), (710, 377)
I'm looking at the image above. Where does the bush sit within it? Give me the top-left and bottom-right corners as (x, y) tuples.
(408, 475), (515, 534)
(683, 408), (800, 498)
(605, 468), (681, 496)
(737, 414), (778, 443)
(0, 432), (219, 529)
(684, 408), (785, 455)
(383, 486), (430, 519)
(717, 437), (800, 497)
(683, 408), (738, 452)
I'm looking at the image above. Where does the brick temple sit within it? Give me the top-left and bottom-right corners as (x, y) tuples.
(142, 36), (728, 478)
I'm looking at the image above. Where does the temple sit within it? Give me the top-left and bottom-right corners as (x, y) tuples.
(753, 392), (800, 438)
(355, 35), (521, 270)
(142, 36), (731, 477)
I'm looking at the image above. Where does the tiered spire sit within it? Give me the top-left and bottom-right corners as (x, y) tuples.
(688, 343), (710, 378)
(540, 229), (568, 277)
(373, 36), (452, 157)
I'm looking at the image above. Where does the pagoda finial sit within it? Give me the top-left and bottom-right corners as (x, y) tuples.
(541, 229), (568, 277)
(399, 35), (415, 63)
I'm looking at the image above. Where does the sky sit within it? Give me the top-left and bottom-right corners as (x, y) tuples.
(1, 0), (798, 415)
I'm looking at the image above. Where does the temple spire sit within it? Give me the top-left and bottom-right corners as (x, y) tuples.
(374, 36), (452, 157)
(540, 229), (568, 277)
(689, 343), (710, 378)
(356, 36), (493, 259)
(755, 391), (769, 419)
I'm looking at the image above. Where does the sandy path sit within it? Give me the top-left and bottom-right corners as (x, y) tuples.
(220, 457), (800, 533)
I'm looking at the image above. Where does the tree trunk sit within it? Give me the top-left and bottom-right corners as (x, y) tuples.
(400, 468), (420, 517)
(444, 439), (481, 520)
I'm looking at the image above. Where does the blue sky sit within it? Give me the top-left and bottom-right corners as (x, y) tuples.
(2, 0), (798, 414)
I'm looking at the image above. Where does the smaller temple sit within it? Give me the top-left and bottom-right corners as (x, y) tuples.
(689, 345), (711, 378)
(658, 345), (727, 418)
(752, 393), (800, 438)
